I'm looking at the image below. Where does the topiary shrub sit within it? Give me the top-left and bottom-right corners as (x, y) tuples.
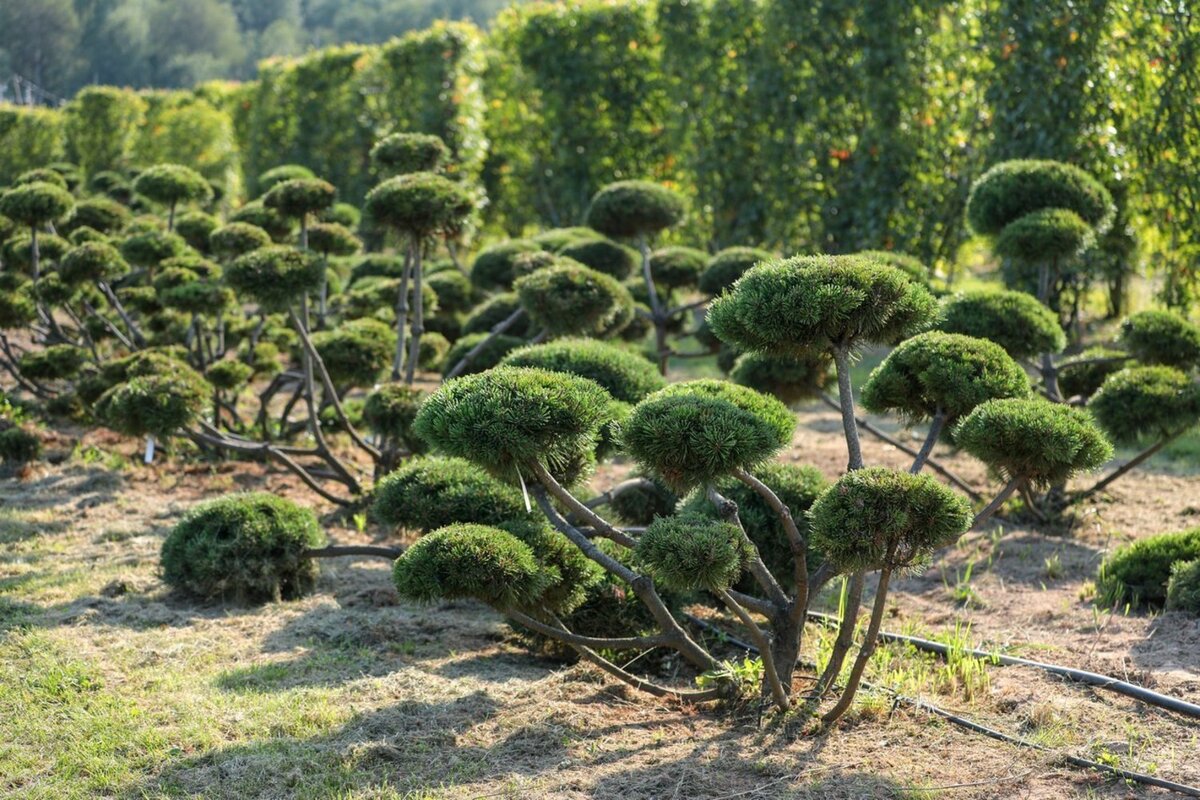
(206, 359), (253, 392)
(226, 246), (323, 312)
(230, 201), (293, 241)
(67, 197), (132, 235)
(160, 493), (326, 603)
(418, 331), (451, 371)
(936, 289), (1066, 360)
(174, 211), (220, 253)
(1119, 310), (1200, 370)
(363, 382), (427, 455)
(470, 239), (543, 291)
(679, 462), (827, 585)
(514, 262), (634, 338)
(585, 181), (686, 240)
(1088, 366), (1200, 445)
(426, 269), (476, 314)
(559, 237), (638, 280)
(810, 468), (971, 573)
(365, 172), (473, 236)
(965, 159), (1114, 236)
(1096, 527), (1200, 609)
(608, 472), (678, 526)
(414, 366), (616, 485)
(392, 523), (548, 609)
(955, 398), (1112, 487)
(699, 246), (773, 295)
(18, 344), (86, 382)
(371, 132), (450, 176)
(649, 246), (708, 290)
(708, 255), (935, 357)
(857, 250), (930, 286)
(729, 352), (832, 405)
(258, 164), (316, 190)
(311, 318), (396, 388)
(0, 181), (74, 229)
(15, 168), (68, 190)
(532, 227), (599, 251)
(263, 178), (336, 223)
(119, 229), (187, 269)
(993, 208), (1094, 264)
(621, 380), (794, 491)
(861, 332), (1030, 424)
(462, 292), (533, 337)
(637, 514), (751, 592)
(349, 254), (406, 285)
(95, 356), (211, 440)
(133, 164), (212, 230)
(373, 456), (530, 533)
(0, 426), (41, 465)
(498, 518), (604, 616)
(58, 241), (130, 286)
(500, 338), (665, 403)
(210, 222), (272, 260)
(1166, 559), (1200, 615)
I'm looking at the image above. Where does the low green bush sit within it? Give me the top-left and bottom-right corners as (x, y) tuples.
(373, 456), (530, 533)
(160, 493), (326, 603)
(1088, 366), (1200, 445)
(1096, 527), (1200, 609)
(1166, 559), (1200, 615)
(1119, 310), (1200, 370)
(936, 289), (1066, 360)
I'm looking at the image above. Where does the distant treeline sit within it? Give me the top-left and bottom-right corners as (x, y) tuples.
(0, 1), (1196, 306)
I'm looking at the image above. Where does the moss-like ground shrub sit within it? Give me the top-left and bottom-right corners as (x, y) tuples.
(809, 467), (972, 572)
(373, 456), (530, 533)
(936, 289), (1066, 360)
(862, 331), (1030, 423)
(1088, 366), (1200, 445)
(1166, 559), (1200, 614)
(1096, 527), (1200, 608)
(1119, 310), (1200, 370)
(965, 159), (1114, 236)
(161, 493), (326, 603)
(501, 338), (665, 404)
(392, 523), (547, 609)
(621, 380), (794, 491)
(955, 398), (1112, 486)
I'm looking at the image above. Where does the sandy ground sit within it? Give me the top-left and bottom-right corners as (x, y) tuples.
(2, 399), (1199, 799)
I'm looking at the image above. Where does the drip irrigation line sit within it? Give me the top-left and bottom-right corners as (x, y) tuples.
(804, 611), (1200, 721)
(683, 613), (1200, 797)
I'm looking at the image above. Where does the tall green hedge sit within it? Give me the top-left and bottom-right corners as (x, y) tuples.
(0, 106), (66, 186)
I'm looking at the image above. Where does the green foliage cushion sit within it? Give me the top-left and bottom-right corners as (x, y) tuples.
(609, 472), (679, 526)
(621, 380), (795, 491)
(3, 233), (69, 273)
(649, 246), (708, 290)
(174, 211), (220, 253)
(373, 456), (530, 533)
(729, 351), (832, 405)
(1166, 559), (1200, 615)
(586, 180), (686, 239)
(363, 383), (426, 451)
(306, 222), (361, 257)
(936, 289), (1066, 359)
(531, 227), (599, 252)
(161, 493), (325, 603)
(679, 462), (828, 583)
(414, 365), (616, 484)
(955, 398), (1112, 486)
(206, 359), (253, 392)
(809, 467), (972, 572)
(0, 181), (75, 226)
(862, 332), (1030, 423)
(133, 164), (212, 206)
(392, 523), (547, 609)
(18, 345), (86, 382)
(993, 208), (1094, 263)
(500, 338), (665, 403)
(230, 201), (293, 241)
(441, 332), (525, 377)
(559, 237), (637, 280)
(1119, 310), (1200, 370)
(59, 242), (129, 285)
(95, 361), (211, 439)
(699, 246), (774, 295)
(258, 164), (316, 190)
(498, 519), (603, 615)
(350, 254), (407, 285)
(371, 132), (450, 175)
(965, 159), (1113, 236)
(470, 239), (543, 291)
(514, 262), (635, 338)
(1088, 366), (1200, 446)
(637, 514), (750, 592)
(462, 292), (528, 336)
(1096, 527), (1200, 608)
(0, 277), (36, 329)
(68, 198), (132, 235)
(365, 172), (473, 235)
(707, 255), (936, 354)
(426, 269), (476, 313)
(312, 318), (395, 388)
(210, 222), (272, 260)
(263, 178), (337, 219)
(15, 168), (68, 190)
(857, 250), (930, 285)
(119, 229), (187, 268)
(226, 246), (324, 311)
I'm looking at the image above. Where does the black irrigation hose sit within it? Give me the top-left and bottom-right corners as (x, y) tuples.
(805, 611), (1200, 721)
(683, 613), (1200, 797)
